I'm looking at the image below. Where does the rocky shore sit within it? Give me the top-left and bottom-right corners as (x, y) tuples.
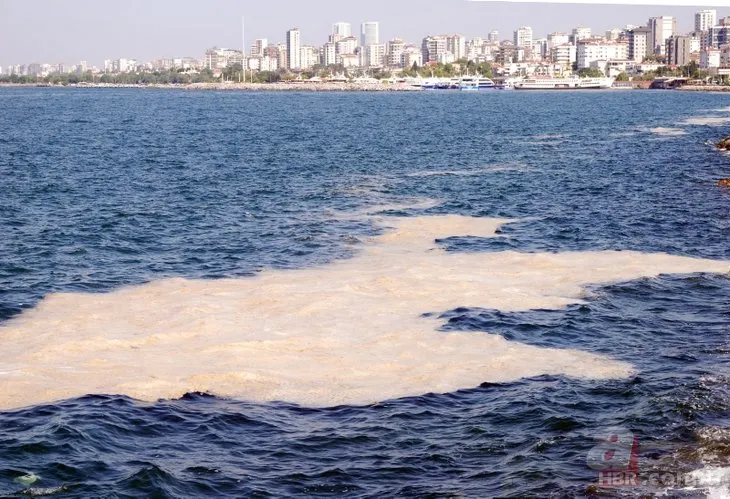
(715, 137), (730, 187)
(677, 85), (730, 92)
(0, 81), (422, 92)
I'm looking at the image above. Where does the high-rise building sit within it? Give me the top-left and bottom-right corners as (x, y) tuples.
(708, 25), (730, 49)
(333, 22), (351, 39)
(605, 28), (623, 41)
(700, 49), (721, 69)
(360, 44), (385, 67)
(361, 22), (379, 46)
(548, 32), (570, 50)
(446, 34), (466, 60)
(627, 27), (652, 62)
(386, 39), (405, 68)
(695, 10), (717, 32)
(286, 28), (301, 69)
(323, 42), (337, 66)
(335, 36), (358, 57)
(253, 39), (268, 57)
(403, 47), (423, 69)
(666, 35), (699, 67)
(551, 44), (577, 69)
(276, 43), (287, 70)
(300, 46), (317, 69)
(648, 16), (676, 55)
(576, 39), (628, 69)
(572, 27), (592, 42)
(514, 26), (533, 48)
(488, 30), (499, 43)
(533, 38), (549, 60)
(421, 35), (447, 63)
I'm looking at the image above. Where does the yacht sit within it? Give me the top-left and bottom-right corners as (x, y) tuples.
(459, 76), (496, 91)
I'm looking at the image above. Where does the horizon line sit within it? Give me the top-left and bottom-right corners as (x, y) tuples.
(467, 0), (728, 6)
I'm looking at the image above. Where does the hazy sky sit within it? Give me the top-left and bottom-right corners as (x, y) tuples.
(1, 1), (727, 67)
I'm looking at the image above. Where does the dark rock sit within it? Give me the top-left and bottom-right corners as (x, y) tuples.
(717, 137), (730, 150)
(718, 178), (730, 187)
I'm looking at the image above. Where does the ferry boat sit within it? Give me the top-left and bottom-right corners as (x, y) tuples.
(514, 76), (615, 90)
(459, 76), (496, 91)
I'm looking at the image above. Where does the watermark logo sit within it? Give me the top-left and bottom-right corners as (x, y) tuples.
(586, 427), (639, 487)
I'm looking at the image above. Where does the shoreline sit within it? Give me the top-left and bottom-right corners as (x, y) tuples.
(676, 86), (730, 93)
(0, 82), (423, 92)
(4, 81), (730, 93)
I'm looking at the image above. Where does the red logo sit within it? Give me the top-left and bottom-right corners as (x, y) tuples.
(586, 428), (639, 487)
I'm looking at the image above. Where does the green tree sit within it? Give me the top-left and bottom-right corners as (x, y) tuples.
(615, 72), (629, 81)
(577, 68), (606, 78)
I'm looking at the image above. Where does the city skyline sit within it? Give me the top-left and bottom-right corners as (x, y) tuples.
(1, 1), (726, 67)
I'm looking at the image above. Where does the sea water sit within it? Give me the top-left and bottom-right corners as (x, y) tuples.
(0, 88), (728, 496)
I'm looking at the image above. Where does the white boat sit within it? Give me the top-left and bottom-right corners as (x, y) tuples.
(459, 76), (496, 91)
(514, 76), (615, 90)
(498, 78), (521, 90)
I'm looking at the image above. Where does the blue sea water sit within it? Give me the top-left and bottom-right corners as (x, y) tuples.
(0, 87), (729, 497)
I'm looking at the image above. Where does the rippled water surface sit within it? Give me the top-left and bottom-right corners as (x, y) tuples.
(0, 88), (729, 497)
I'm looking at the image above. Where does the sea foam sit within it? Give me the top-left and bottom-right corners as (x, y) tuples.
(0, 214), (727, 410)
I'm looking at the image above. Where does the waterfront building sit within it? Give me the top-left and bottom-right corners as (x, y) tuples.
(514, 26), (533, 49)
(323, 42), (337, 66)
(359, 43), (385, 67)
(498, 44), (525, 65)
(571, 26), (592, 43)
(551, 43), (577, 69)
(403, 47), (423, 69)
(708, 25), (730, 49)
(627, 27), (652, 62)
(276, 43), (287, 71)
(648, 16), (676, 55)
(300, 45), (318, 70)
(336, 36), (358, 56)
(666, 35), (699, 67)
(253, 39), (268, 57)
(701, 48), (721, 69)
(339, 53), (359, 68)
(361, 22), (379, 46)
(203, 49), (239, 71)
(446, 34), (466, 61)
(252, 55), (278, 72)
(286, 28), (301, 69)
(576, 39), (628, 69)
(386, 39), (405, 68)
(421, 35), (447, 63)
(695, 10), (717, 32)
(721, 45), (730, 66)
(533, 38), (549, 60)
(547, 32), (570, 50)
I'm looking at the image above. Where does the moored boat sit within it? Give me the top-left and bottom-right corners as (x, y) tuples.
(514, 76), (615, 90)
(459, 76), (496, 91)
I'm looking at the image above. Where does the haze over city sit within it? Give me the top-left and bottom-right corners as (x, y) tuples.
(0, 0), (722, 66)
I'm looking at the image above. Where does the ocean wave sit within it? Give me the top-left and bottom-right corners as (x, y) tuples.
(648, 127), (688, 137)
(680, 116), (730, 126)
(406, 164), (533, 177)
